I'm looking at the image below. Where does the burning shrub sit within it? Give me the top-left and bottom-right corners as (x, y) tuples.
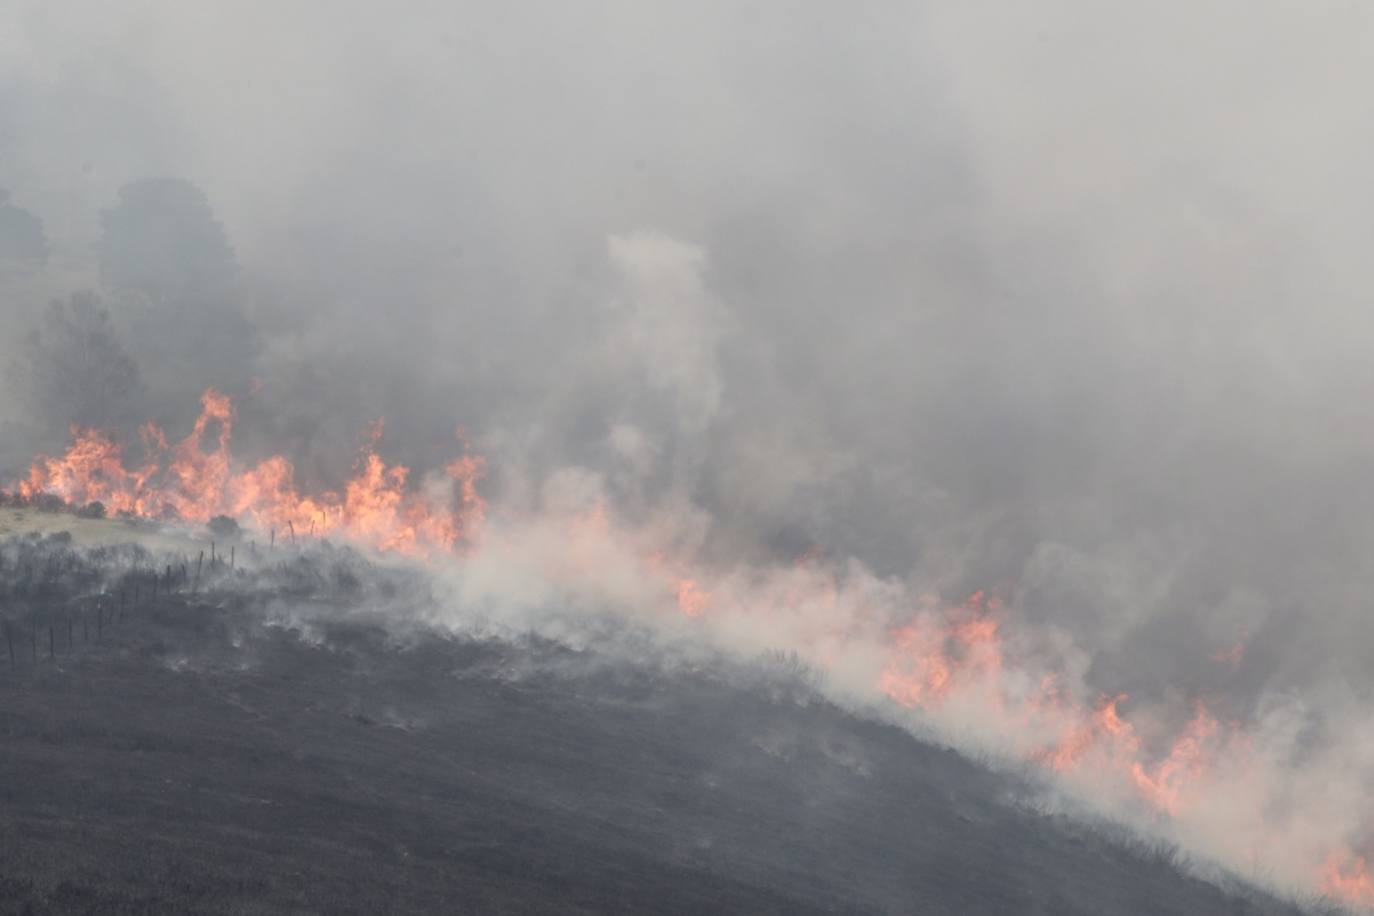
(207, 515), (241, 540)
(752, 649), (823, 702)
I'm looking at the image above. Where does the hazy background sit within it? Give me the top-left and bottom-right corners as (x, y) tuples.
(4, 1), (1374, 874)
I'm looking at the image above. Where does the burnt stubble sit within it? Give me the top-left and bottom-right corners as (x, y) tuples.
(0, 530), (1315, 915)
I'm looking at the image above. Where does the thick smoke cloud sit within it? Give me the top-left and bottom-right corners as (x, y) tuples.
(4, 0), (1374, 903)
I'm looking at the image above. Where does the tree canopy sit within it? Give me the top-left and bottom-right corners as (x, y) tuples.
(0, 190), (48, 264)
(12, 292), (141, 431)
(98, 179), (258, 419)
(99, 178), (237, 303)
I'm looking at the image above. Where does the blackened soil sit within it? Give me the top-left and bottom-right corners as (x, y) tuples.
(0, 535), (1318, 915)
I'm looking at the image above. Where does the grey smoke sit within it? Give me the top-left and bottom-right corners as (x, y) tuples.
(3, 0), (1374, 898)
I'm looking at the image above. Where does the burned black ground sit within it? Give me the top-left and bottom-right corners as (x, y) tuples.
(0, 531), (1324, 914)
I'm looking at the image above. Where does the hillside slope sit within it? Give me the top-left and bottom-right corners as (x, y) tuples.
(0, 524), (1319, 915)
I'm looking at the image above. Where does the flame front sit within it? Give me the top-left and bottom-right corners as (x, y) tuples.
(879, 594), (1233, 820)
(1325, 852), (1374, 907)
(16, 388), (484, 559)
(11, 390), (1374, 910)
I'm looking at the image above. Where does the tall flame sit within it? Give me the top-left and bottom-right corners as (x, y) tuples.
(15, 388), (484, 558)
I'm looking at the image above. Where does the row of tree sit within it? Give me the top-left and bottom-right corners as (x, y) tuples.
(4, 179), (259, 438)
(0, 190), (47, 263)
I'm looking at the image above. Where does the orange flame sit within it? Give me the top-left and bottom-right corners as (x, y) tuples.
(12, 394), (1374, 908)
(1039, 693), (1138, 772)
(676, 578), (711, 617)
(1323, 851), (1374, 906)
(880, 592), (1003, 708)
(879, 593), (1227, 820)
(14, 389), (484, 558)
(1212, 641), (1245, 669)
(1128, 702), (1219, 816)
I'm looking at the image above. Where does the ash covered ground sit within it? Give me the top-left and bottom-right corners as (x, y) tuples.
(0, 515), (1323, 915)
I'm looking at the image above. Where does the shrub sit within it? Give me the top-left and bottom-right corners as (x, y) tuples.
(207, 515), (241, 539)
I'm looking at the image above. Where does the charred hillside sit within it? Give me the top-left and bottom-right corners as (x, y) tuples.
(0, 524), (1319, 915)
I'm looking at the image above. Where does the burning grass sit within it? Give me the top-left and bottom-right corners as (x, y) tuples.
(0, 532), (1321, 915)
(5, 392), (1373, 912)
(6, 389), (485, 559)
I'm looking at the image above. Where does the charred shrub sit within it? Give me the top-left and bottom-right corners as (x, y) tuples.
(77, 501), (107, 519)
(207, 515), (241, 540)
(31, 493), (68, 513)
(750, 649), (824, 703)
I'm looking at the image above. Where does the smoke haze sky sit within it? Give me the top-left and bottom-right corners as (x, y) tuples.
(4, 1), (1374, 904)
